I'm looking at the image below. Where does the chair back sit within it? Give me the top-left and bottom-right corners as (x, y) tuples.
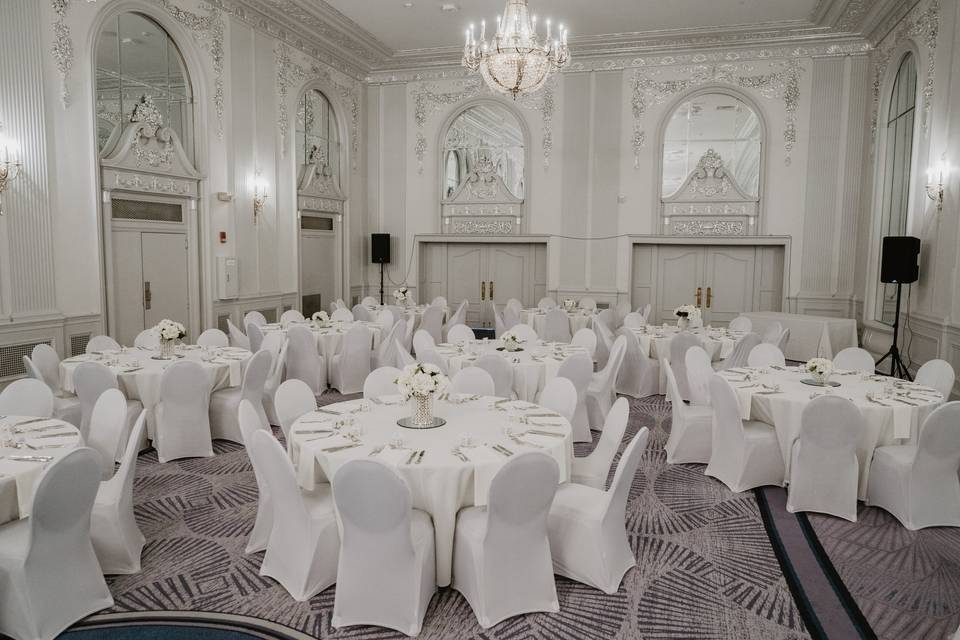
(507, 323), (538, 344)
(227, 319), (250, 350)
(537, 297), (557, 311)
(386, 305), (406, 327)
(668, 332), (701, 401)
(450, 368), (495, 397)
(915, 359), (955, 398)
(594, 335), (627, 389)
(361, 296), (378, 306)
(615, 301), (632, 327)
(543, 308), (572, 342)
(728, 316), (752, 333)
(798, 395), (862, 455)
(331, 308), (355, 322)
(594, 319), (615, 367)
(197, 328), (229, 348)
(280, 309), (305, 325)
(537, 377), (577, 422)
(589, 397), (631, 482)
(484, 453), (558, 552)
(685, 345), (714, 406)
(747, 343), (786, 368)
(375, 321), (404, 367)
(419, 305), (444, 343)
(86, 388), (128, 479)
(760, 321), (783, 344)
(244, 311), (267, 327)
(914, 402), (960, 473)
(720, 333), (762, 370)
(490, 300), (506, 338)
(275, 379), (317, 439)
(31, 344), (63, 391)
(74, 362), (119, 435)
(364, 366), (401, 400)
(285, 326), (323, 393)
(431, 296), (448, 307)
(413, 329), (435, 358)
(502, 305), (520, 332)
(446, 300), (468, 331)
(639, 303), (652, 321)
(376, 310), (395, 335)
(708, 374), (746, 448)
(556, 354), (593, 395)
(774, 328), (791, 352)
(447, 324), (475, 344)
(248, 430), (313, 552)
(506, 298), (523, 314)
(394, 339), (416, 368)
(352, 304), (373, 322)
(0, 378), (54, 419)
(571, 328), (597, 357)
(99, 411), (147, 505)
(474, 354), (514, 398)
(158, 361), (210, 431)
(86, 335), (121, 353)
(662, 360), (687, 425)
(245, 322), (264, 352)
(833, 347), (875, 373)
(418, 349), (448, 375)
(622, 312), (646, 328)
(614, 327), (656, 398)
(578, 297), (597, 310)
(239, 398), (270, 446)
(603, 428), (650, 527)
(134, 330), (159, 350)
(260, 332), (286, 394)
(21, 356), (48, 393)
(240, 350), (273, 425)
(596, 309), (616, 331)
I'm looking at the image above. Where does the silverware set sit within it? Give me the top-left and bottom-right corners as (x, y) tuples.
(405, 450), (425, 464)
(491, 444), (514, 457)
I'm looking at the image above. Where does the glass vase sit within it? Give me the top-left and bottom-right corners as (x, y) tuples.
(411, 394), (434, 427)
(160, 339), (175, 359)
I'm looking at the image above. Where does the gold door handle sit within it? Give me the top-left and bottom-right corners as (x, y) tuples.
(489, 281), (494, 298)
(695, 287), (702, 307)
(481, 281), (486, 301)
(144, 281), (152, 310)
(706, 287), (712, 309)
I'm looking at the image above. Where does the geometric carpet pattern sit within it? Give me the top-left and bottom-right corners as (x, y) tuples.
(67, 392), (957, 639)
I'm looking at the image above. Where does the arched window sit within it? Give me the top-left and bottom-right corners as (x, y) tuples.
(296, 89), (340, 187)
(874, 53), (918, 325)
(95, 12), (194, 159)
(443, 103), (525, 199)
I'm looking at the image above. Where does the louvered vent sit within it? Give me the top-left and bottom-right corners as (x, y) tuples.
(112, 198), (183, 223)
(301, 216), (333, 231)
(302, 294), (322, 318)
(217, 314), (230, 333)
(70, 334), (91, 357)
(0, 340), (52, 379)
(259, 309), (277, 323)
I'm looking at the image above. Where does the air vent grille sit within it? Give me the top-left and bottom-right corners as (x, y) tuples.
(112, 198), (183, 222)
(70, 334), (91, 357)
(301, 216), (333, 231)
(1, 340), (52, 379)
(259, 309), (277, 323)
(302, 294), (322, 319)
(217, 314), (230, 333)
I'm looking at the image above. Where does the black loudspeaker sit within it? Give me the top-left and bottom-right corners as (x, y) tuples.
(880, 236), (920, 284)
(371, 233), (391, 264)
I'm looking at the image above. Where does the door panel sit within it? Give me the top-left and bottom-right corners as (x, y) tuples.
(704, 247), (755, 326)
(446, 245), (486, 326)
(142, 232), (190, 338)
(488, 245), (530, 328)
(112, 231), (145, 347)
(301, 230), (337, 317)
(656, 247), (703, 324)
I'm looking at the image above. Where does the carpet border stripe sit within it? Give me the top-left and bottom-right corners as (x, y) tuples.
(73, 611), (316, 640)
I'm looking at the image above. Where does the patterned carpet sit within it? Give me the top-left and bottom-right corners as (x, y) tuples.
(63, 392), (959, 640)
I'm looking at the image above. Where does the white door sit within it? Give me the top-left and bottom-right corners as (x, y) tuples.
(299, 214), (338, 317)
(112, 231), (146, 347)
(703, 247), (756, 325)
(656, 246), (704, 324)
(487, 244), (531, 328)
(446, 244), (486, 326)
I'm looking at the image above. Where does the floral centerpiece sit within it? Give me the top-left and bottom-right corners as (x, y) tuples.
(396, 363), (450, 427)
(805, 358), (834, 385)
(674, 304), (702, 330)
(393, 287), (410, 305)
(500, 330), (526, 352)
(155, 319), (186, 359)
(563, 298), (576, 312)
(312, 311), (330, 327)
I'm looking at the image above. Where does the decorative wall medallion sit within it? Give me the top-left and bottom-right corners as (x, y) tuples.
(114, 173), (192, 195)
(129, 96), (175, 169)
(671, 220), (745, 236)
(50, 0), (74, 107)
(451, 219), (514, 234)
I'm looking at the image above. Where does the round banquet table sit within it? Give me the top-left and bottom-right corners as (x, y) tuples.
(288, 395), (573, 586)
(719, 366), (944, 498)
(520, 308), (595, 339)
(435, 339), (592, 402)
(628, 325), (739, 362)
(0, 417), (81, 526)
(261, 320), (383, 378)
(59, 345), (252, 436)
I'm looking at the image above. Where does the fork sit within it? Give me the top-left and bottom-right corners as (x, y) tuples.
(368, 445), (386, 457)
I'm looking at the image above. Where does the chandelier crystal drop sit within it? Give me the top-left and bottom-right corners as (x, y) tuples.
(461, 0), (570, 99)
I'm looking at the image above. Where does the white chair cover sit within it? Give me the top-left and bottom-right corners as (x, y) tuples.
(543, 308), (572, 342)
(413, 329), (435, 359)
(352, 304), (373, 322)
(728, 316), (753, 333)
(715, 333), (762, 371)
(453, 453), (560, 628)
(747, 343), (787, 367)
(668, 332), (701, 402)
(248, 430), (339, 601)
(133, 329), (159, 350)
(760, 321), (783, 344)
(86, 388), (128, 479)
(30, 344), (63, 391)
(578, 297), (597, 310)
(556, 354), (593, 443)
(775, 327), (791, 353)
(491, 300), (507, 338)
(0, 379), (53, 419)
(74, 362), (142, 443)
(474, 354), (515, 399)
(431, 296), (448, 307)
(394, 338), (416, 368)
(419, 305), (444, 344)
(622, 312), (646, 328)
(197, 328), (230, 348)
(450, 368), (496, 396)
(331, 308), (355, 322)
(154, 360), (213, 463)
(915, 359), (955, 397)
(639, 303), (652, 321)
(22, 354), (80, 426)
(786, 396), (862, 521)
(418, 349), (449, 375)
(246, 322), (265, 353)
(446, 324), (475, 344)
(331, 325), (373, 394)
(376, 310), (395, 339)
(705, 374), (785, 492)
(275, 379), (318, 440)
(373, 321), (404, 370)
(596, 309), (616, 332)
(614, 301), (632, 328)
(507, 323), (539, 344)
(280, 309), (306, 325)
(593, 319), (615, 369)
(537, 297), (557, 311)
(685, 346), (715, 406)
(537, 377), (577, 422)
(833, 347), (875, 373)
(364, 366), (402, 400)
(867, 401), (960, 529)
(361, 296), (378, 306)
(443, 300), (469, 341)
(86, 335), (121, 353)
(244, 311), (268, 327)
(548, 427), (649, 594)
(227, 319), (250, 350)
(587, 335), (627, 428)
(572, 397), (629, 489)
(502, 306), (521, 333)
(615, 327), (659, 398)
(402, 313), (416, 353)
(210, 349), (272, 443)
(386, 305), (406, 327)
(91, 411), (147, 574)
(333, 298), (347, 310)
(0, 448), (113, 640)
(332, 460), (436, 636)
(662, 360), (714, 464)
(260, 332), (288, 426)
(505, 298), (523, 314)
(285, 325), (327, 394)
(571, 328), (597, 358)
(239, 399), (273, 554)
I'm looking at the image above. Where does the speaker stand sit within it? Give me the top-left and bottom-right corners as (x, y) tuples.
(378, 262), (385, 306)
(875, 282), (912, 380)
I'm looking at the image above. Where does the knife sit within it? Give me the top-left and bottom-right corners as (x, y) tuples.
(31, 432), (78, 439)
(321, 443), (361, 453)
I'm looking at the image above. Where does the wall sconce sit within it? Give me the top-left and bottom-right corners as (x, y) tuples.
(0, 127), (23, 216)
(925, 159), (949, 213)
(250, 173), (268, 224)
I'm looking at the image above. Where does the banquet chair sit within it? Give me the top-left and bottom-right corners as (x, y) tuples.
(747, 343), (786, 368)
(915, 359), (955, 397)
(248, 430), (339, 601)
(154, 360), (213, 463)
(386, 305), (406, 327)
(413, 329), (436, 359)
(280, 309), (305, 325)
(572, 397), (630, 490)
(474, 354), (515, 399)
(775, 328), (791, 353)
(331, 325), (374, 395)
(246, 322), (265, 352)
(705, 375), (784, 492)
(537, 297), (558, 311)
(373, 321), (404, 370)
(22, 349), (81, 426)
(210, 349), (272, 443)
(402, 313), (416, 353)
(85, 389), (129, 479)
(615, 301), (632, 328)
(760, 321), (783, 345)
(491, 300), (507, 338)
(866, 401), (960, 529)
(571, 327), (598, 358)
(332, 460), (436, 636)
(593, 319), (615, 369)
(622, 312), (646, 328)
(352, 304), (373, 322)
(786, 396), (862, 521)
(364, 366), (402, 400)
(376, 310), (395, 337)
(244, 311), (268, 327)
(361, 296), (378, 306)
(227, 319), (250, 350)
(639, 303), (652, 322)
(275, 379), (319, 440)
(260, 333), (288, 426)
(447, 323), (475, 344)
(0, 378), (53, 419)
(73, 362), (142, 442)
(418, 349), (449, 375)
(394, 339), (416, 368)
(729, 316), (752, 333)
(668, 332), (701, 401)
(443, 300), (469, 341)
(586, 335), (627, 429)
(453, 453), (560, 628)
(285, 325), (327, 395)
(715, 333), (762, 371)
(0, 448), (113, 640)
(197, 328), (229, 348)
(419, 305), (444, 344)
(502, 305), (521, 334)
(548, 427), (649, 594)
(133, 329), (159, 350)
(507, 323), (539, 344)
(579, 297), (597, 310)
(450, 368), (496, 397)
(431, 296), (448, 307)
(685, 346), (715, 407)
(662, 360), (714, 464)
(543, 308), (572, 342)
(91, 410), (147, 574)
(239, 400), (273, 554)
(615, 327), (659, 399)
(557, 354), (594, 443)
(334, 298), (347, 310)
(537, 377), (577, 422)
(506, 298), (524, 314)
(86, 335), (121, 353)
(833, 347), (875, 373)
(597, 309), (616, 332)
(331, 308), (355, 322)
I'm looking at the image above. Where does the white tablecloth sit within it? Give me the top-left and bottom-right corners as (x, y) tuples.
(721, 367), (943, 498)
(288, 395), (573, 586)
(741, 312), (858, 361)
(629, 326), (738, 362)
(520, 309), (595, 339)
(0, 417), (81, 525)
(262, 320), (383, 378)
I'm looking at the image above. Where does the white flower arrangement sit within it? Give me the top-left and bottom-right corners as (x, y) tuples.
(563, 298), (576, 312)
(395, 363), (449, 400)
(312, 311), (329, 325)
(501, 330), (526, 352)
(806, 357), (834, 380)
(673, 304), (702, 323)
(393, 287), (409, 303)
(155, 319), (186, 342)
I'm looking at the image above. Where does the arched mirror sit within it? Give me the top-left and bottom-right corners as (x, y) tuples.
(296, 89), (340, 188)
(662, 92), (762, 199)
(874, 52), (917, 325)
(95, 12), (194, 160)
(443, 103), (524, 199)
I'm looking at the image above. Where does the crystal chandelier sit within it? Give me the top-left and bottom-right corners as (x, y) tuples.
(462, 0), (570, 99)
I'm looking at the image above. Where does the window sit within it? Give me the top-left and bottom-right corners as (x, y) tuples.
(443, 104), (525, 199)
(296, 89), (340, 187)
(95, 13), (194, 160)
(874, 53), (918, 325)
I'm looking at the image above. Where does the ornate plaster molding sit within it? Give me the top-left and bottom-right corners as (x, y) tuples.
(450, 219), (514, 235)
(671, 219), (746, 236)
(50, 0), (74, 108)
(112, 172), (194, 196)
